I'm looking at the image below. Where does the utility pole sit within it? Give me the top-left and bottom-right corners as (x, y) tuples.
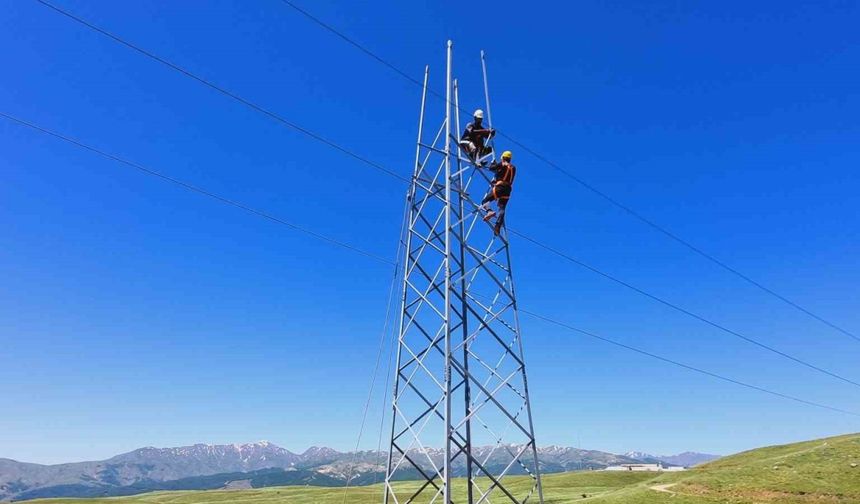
(382, 42), (545, 504)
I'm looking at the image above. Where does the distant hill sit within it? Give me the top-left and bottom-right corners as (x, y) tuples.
(624, 451), (720, 467)
(0, 442), (653, 501)
(658, 451), (720, 467)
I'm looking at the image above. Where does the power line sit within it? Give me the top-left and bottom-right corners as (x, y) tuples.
(0, 111), (393, 265)
(509, 229), (860, 389)
(341, 208), (406, 502)
(4, 111), (857, 420)
(30, 2), (860, 388)
(279, 0), (428, 92)
(520, 309), (860, 418)
(33, 0), (410, 185)
(374, 301), (399, 484)
(372, 197), (413, 486)
(275, 0), (860, 345)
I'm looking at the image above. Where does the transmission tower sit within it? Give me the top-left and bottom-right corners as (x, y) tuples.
(383, 41), (545, 504)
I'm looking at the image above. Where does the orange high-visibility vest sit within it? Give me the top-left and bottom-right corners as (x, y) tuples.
(494, 162), (516, 187)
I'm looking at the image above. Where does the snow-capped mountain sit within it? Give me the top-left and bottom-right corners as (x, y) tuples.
(298, 446), (341, 466)
(107, 441), (302, 481)
(0, 442), (305, 501)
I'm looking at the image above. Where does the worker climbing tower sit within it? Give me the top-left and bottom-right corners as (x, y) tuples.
(383, 41), (545, 504)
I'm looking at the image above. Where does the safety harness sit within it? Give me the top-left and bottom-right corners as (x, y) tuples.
(492, 162), (515, 201)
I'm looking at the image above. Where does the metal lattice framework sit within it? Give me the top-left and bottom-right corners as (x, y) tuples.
(383, 41), (544, 504)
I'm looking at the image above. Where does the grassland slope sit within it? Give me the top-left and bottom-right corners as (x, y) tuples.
(582, 432), (860, 503)
(672, 432), (860, 502)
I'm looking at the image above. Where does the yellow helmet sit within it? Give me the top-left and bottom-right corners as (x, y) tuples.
(501, 150), (513, 160)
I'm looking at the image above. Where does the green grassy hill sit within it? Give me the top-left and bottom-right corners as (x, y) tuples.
(669, 432), (860, 503)
(585, 432), (860, 504)
(29, 433), (860, 504)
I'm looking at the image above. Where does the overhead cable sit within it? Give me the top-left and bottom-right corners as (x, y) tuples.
(0, 111), (393, 265)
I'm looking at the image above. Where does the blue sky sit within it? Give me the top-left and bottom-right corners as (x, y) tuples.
(1, 0), (859, 464)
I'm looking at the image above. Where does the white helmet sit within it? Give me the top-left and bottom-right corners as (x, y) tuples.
(473, 109), (484, 119)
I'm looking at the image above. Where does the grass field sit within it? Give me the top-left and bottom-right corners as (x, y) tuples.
(30, 433), (860, 504)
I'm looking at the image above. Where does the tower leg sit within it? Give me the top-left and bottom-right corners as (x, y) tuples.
(454, 78), (475, 504)
(442, 38), (454, 504)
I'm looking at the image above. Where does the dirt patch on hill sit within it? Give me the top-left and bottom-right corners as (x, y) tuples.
(681, 483), (854, 503)
(649, 483), (677, 495)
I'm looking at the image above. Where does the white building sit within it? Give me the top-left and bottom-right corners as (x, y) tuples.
(604, 463), (686, 472)
(663, 465), (687, 472)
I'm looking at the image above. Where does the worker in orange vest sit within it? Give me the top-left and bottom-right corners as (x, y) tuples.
(480, 150), (516, 236)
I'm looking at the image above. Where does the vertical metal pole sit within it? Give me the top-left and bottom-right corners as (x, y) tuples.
(383, 65), (429, 504)
(454, 79), (475, 504)
(480, 50), (493, 130)
(443, 39), (454, 504)
(414, 66), (431, 182)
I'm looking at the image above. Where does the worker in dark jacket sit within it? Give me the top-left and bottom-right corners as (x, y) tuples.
(481, 150), (516, 235)
(459, 109), (495, 162)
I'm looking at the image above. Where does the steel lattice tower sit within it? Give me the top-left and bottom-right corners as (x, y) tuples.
(383, 41), (545, 504)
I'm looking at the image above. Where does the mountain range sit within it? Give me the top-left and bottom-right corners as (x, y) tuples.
(0, 442), (719, 501)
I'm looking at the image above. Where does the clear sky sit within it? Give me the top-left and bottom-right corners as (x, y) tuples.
(1, 0), (858, 465)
